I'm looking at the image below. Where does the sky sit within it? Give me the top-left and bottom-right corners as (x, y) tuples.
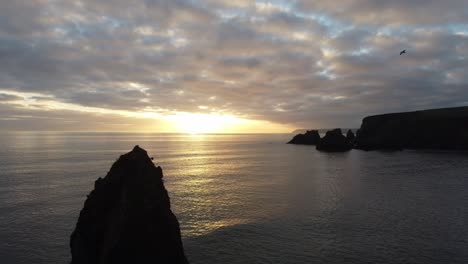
(0, 0), (467, 133)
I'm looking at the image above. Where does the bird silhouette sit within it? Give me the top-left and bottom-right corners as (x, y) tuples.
(400, 50), (406, 55)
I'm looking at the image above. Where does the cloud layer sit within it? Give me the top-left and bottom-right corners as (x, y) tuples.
(0, 0), (467, 131)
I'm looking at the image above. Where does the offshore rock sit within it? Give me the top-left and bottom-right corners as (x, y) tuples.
(70, 146), (188, 264)
(287, 130), (321, 145)
(355, 107), (468, 150)
(346, 129), (355, 144)
(316, 128), (352, 152)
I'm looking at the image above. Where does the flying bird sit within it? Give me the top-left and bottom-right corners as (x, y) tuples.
(400, 49), (406, 55)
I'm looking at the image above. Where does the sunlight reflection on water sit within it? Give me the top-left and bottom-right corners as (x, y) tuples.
(0, 132), (467, 264)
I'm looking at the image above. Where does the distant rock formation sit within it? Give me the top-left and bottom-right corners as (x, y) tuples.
(346, 129), (355, 144)
(316, 128), (352, 152)
(287, 130), (321, 145)
(290, 129), (310, 134)
(355, 107), (468, 150)
(70, 146), (188, 264)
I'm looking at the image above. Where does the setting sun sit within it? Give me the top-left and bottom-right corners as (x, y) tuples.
(165, 112), (293, 134)
(167, 113), (246, 134)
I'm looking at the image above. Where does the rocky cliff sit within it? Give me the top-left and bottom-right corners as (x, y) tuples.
(70, 146), (188, 264)
(355, 107), (468, 150)
(287, 130), (321, 145)
(316, 128), (352, 152)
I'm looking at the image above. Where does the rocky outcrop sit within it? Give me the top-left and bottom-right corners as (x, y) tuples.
(70, 146), (188, 264)
(346, 129), (355, 144)
(316, 128), (352, 152)
(287, 130), (321, 145)
(355, 107), (468, 150)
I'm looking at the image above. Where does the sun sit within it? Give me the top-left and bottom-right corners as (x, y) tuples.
(164, 111), (294, 134)
(168, 112), (243, 134)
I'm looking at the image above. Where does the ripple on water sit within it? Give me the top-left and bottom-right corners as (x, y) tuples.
(0, 133), (467, 264)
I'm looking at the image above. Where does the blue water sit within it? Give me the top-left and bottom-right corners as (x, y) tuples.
(0, 132), (467, 263)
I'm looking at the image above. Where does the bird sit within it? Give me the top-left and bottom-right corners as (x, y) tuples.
(400, 49), (406, 55)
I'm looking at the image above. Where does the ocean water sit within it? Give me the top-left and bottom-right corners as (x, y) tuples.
(0, 132), (467, 264)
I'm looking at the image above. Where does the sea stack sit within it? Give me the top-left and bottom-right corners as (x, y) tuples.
(70, 146), (188, 264)
(346, 129), (355, 144)
(355, 106), (468, 150)
(287, 130), (321, 145)
(316, 128), (352, 152)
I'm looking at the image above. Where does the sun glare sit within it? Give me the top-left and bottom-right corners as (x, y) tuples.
(168, 113), (244, 134)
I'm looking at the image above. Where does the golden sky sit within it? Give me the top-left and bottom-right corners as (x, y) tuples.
(0, 1), (466, 133)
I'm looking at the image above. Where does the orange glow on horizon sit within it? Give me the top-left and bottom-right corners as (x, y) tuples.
(166, 112), (292, 134)
(0, 89), (294, 133)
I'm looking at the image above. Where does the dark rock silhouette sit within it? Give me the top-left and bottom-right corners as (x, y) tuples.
(287, 130), (321, 145)
(70, 146), (188, 264)
(316, 128), (352, 152)
(290, 129), (310, 134)
(355, 107), (468, 150)
(346, 129), (355, 144)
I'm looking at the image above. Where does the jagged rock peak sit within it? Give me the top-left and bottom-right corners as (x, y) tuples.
(316, 128), (352, 152)
(70, 145), (188, 264)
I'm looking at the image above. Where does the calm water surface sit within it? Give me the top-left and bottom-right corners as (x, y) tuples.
(0, 132), (467, 263)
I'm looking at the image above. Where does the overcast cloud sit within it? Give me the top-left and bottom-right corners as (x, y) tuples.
(0, 0), (467, 131)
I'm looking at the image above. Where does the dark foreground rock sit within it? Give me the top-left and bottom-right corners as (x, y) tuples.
(287, 130), (321, 145)
(355, 106), (468, 150)
(70, 146), (188, 264)
(316, 128), (352, 152)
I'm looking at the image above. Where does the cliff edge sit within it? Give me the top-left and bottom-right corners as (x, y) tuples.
(70, 146), (188, 264)
(355, 106), (468, 150)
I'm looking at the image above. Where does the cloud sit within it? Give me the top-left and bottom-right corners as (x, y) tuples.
(0, 93), (22, 101)
(295, 1), (468, 26)
(0, 0), (467, 131)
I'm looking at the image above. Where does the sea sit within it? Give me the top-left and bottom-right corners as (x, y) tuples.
(0, 132), (467, 264)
